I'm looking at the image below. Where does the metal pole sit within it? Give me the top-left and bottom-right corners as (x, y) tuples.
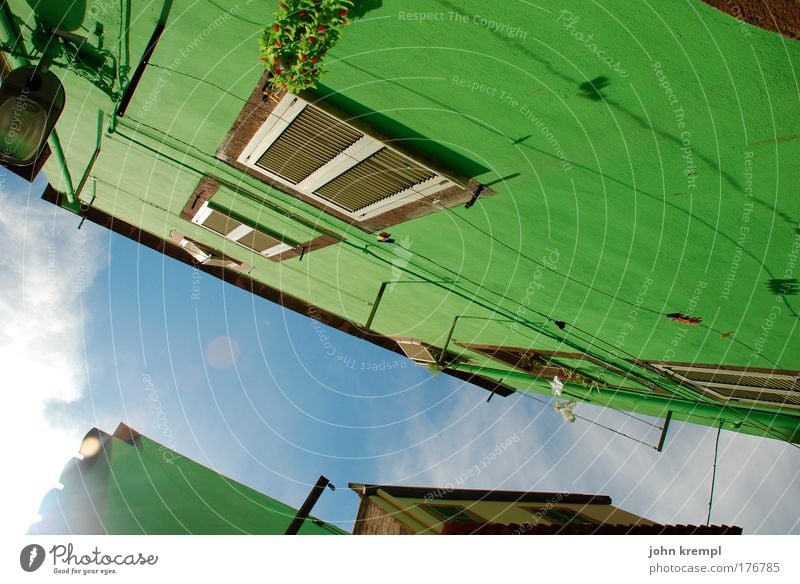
(438, 315), (460, 364)
(656, 410), (673, 452)
(364, 282), (388, 330)
(285, 475), (334, 535)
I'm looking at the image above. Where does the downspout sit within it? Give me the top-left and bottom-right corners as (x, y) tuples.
(48, 130), (76, 205)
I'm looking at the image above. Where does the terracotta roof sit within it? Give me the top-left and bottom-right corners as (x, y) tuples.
(442, 521), (743, 535)
(349, 483), (612, 506)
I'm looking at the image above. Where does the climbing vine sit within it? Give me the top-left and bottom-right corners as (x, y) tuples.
(259, 0), (353, 92)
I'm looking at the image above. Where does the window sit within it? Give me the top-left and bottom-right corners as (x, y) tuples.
(237, 94), (456, 221)
(190, 201), (294, 259)
(181, 176), (338, 263)
(169, 232), (250, 273)
(425, 505), (481, 525)
(393, 338), (440, 364)
(524, 506), (598, 526)
(645, 362), (800, 410)
(216, 78), (493, 231)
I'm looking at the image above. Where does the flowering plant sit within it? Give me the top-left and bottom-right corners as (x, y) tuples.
(259, 0), (353, 92)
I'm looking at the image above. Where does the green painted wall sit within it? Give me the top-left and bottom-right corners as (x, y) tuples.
(3, 0), (798, 441)
(30, 428), (346, 534)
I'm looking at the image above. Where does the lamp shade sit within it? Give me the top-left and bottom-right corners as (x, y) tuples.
(0, 95), (47, 163)
(0, 65), (65, 177)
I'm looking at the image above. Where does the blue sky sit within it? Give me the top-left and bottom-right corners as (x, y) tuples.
(1, 167), (798, 534)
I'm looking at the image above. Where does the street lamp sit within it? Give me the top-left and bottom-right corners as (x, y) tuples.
(0, 64), (64, 180)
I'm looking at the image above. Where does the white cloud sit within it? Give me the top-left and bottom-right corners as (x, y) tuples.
(0, 184), (106, 533)
(377, 381), (800, 534)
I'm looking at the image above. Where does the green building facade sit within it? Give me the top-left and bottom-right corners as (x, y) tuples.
(29, 423), (345, 534)
(2, 0), (798, 443)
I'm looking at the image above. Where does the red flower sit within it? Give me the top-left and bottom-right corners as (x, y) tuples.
(300, 10), (307, 16)
(312, 68), (318, 75)
(301, 68), (307, 74)
(307, 36), (316, 43)
(310, 56), (318, 63)
(272, 23), (280, 31)
(317, 25), (326, 33)
(275, 40), (282, 47)
(339, 9), (348, 16)
(299, 54), (307, 61)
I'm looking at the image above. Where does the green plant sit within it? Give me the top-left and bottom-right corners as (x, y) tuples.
(259, 0), (353, 93)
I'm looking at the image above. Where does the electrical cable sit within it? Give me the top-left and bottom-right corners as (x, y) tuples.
(434, 201), (789, 369)
(513, 390), (658, 449)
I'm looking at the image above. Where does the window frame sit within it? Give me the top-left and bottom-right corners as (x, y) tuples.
(216, 76), (493, 233)
(169, 231), (250, 273)
(236, 93), (457, 221)
(190, 200), (296, 259)
(180, 176), (339, 263)
(642, 361), (800, 411)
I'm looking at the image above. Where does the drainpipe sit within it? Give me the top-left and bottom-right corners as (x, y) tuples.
(48, 129), (76, 205)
